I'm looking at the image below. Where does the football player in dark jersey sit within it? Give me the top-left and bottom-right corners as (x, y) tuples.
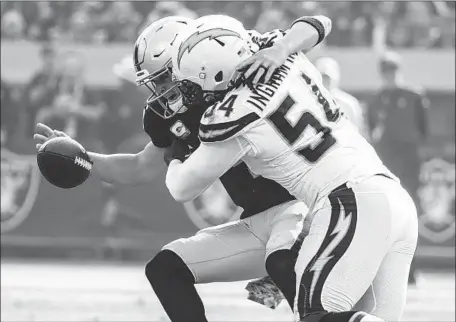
(34, 15), (334, 322)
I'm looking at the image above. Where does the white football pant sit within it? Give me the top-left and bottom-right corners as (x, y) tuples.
(163, 200), (306, 282)
(294, 174), (418, 321)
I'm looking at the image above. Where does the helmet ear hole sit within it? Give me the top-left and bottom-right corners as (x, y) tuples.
(215, 71), (223, 82)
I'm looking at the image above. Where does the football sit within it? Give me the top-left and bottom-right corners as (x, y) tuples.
(37, 137), (93, 189)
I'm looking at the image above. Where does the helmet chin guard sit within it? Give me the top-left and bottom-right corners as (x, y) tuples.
(177, 79), (228, 108)
(145, 88), (186, 119)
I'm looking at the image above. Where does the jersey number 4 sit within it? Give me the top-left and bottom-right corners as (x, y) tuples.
(268, 80), (338, 163)
(204, 95), (236, 118)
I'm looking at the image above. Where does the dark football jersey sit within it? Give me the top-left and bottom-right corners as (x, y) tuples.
(143, 103), (295, 219)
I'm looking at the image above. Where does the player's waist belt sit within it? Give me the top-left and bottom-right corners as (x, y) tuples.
(332, 173), (395, 193)
(376, 173), (394, 180)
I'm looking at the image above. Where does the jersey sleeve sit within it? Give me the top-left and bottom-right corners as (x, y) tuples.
(198, 94), (261, 143)
(291, 15), (332, 47)
(142, 106), (173, 148)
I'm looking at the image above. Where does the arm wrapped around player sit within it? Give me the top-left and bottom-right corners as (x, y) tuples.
(166, 139), (250, 203)
(238, 15), (332, 83)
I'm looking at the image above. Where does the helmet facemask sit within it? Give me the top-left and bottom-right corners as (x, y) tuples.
(136, 62), (185, 119)
(175, 65), (247, 108)
(176, 79), (229, 108)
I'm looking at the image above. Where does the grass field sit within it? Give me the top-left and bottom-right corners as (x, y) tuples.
(1, 260), (454, 322)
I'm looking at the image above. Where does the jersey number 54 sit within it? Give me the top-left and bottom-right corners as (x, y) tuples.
(268, 73), (340, 163)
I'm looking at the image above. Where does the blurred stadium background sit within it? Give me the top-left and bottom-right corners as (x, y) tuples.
(1, 1), (455, 321)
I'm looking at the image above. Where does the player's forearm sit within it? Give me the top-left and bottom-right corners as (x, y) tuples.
(88, 152), (145, 185)
(88, 150), (164, 186)
(275, 15), (332, 55)
(166, 140), (247, 203)
(166, 160), (205, 202)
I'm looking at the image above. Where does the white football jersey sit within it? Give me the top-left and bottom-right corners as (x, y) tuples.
(199, 53), (396, 209)
(331, 88), (363, 129)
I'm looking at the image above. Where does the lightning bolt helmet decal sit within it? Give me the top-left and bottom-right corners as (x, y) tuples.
(177, 28), (241, 69)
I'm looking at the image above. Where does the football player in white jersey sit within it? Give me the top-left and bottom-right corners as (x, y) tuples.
(166, 16), (418, 322)
(34, 15), (341, 322)
(314, 57), (366, 134)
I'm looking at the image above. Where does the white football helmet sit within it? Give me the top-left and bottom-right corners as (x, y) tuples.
(133, 16), (192, 119)
(171, 15), (254, 106)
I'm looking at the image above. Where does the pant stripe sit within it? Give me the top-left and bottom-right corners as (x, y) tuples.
(349, 312), (367, 322)
(297, 184), (358, 319)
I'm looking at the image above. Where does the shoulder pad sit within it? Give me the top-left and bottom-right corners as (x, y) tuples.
(199, 93), (260, 143)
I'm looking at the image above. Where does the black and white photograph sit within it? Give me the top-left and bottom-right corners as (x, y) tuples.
(1, 1), (455, 321)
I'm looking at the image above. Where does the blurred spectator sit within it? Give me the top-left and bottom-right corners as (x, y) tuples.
(433, 2), (456, 48)
(315, 57), (368, 138)
(1, 4), (25, 40)
(140, 2), (198, 33)
(67, 3), (97, 43)
(26, 2), (57, 41)
(349, 3), (375, 46)
(219, 2), (261, 29)
(99, 2), (141, 42)
(24, 43), (60, 137)
(35, 51), (105, 141)
(0, 1), (7, 16)
(368, 52), (429, 199)
(185, 1), (216, 17)
(383, 2), (439, 48)
(1, 78), (19, 147)
(438, 14), (456, 48)
(254, 2), (289, 34)
(0, 1), (453, 48)
(367, 52), (430, 285)
(405, 2), (441, 48)
(50, 1), (77, 32)
(154, 1), (198, 19)
(324, 2), (358, 46)
(105, 55), (149, 154)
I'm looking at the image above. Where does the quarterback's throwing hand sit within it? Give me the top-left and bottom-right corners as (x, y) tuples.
(33, 123), (70, 151)
(236, 43), (288, 84)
